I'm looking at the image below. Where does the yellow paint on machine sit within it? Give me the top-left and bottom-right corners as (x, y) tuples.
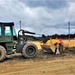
(33, 41), (42, 50)
(33, 39), (75, 51)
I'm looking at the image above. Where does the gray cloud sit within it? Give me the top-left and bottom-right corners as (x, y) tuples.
(0, 0), (75, 35)
(18, 0), (69, 9)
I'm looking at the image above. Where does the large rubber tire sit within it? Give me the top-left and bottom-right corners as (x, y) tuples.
(0, 46), (6, 62)
(22, 43), (38, 58)
(54, 44), (64, 55)
(59, 44), (64, 54)
(55, 48), (57, 54)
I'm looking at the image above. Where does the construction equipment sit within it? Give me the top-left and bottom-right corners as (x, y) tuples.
(40, 38), (65, 54)
(0, 22), (38, 61)
(41, 37), (75, 54)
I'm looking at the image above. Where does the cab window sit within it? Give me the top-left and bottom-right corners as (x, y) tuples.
(13, 26), (17, 36)
(5, 26), (12, 36)
(0, 26), (1, 35)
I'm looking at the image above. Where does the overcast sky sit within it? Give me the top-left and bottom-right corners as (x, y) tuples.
(0, 0), (75, 35)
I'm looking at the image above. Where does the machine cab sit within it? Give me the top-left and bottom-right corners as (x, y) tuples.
(0, 22), (17, 42)
(0, 22), (17, 54)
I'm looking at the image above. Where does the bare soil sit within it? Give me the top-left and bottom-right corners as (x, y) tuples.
(0, 50), (75, 75)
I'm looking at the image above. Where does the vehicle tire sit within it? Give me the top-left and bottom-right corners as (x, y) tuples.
(59, 44), (64, 54)
(55, 48), (57, 54)
(22, 43), (38, 58)
(0, 46), (6, 62)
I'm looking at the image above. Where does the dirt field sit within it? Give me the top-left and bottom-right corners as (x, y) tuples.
(0, 51), (75, 75)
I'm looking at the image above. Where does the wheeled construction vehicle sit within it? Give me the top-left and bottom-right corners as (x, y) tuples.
(41, 37), (75, 54)
(0, 22), (38, 61)
(41, 38), (64, 54)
